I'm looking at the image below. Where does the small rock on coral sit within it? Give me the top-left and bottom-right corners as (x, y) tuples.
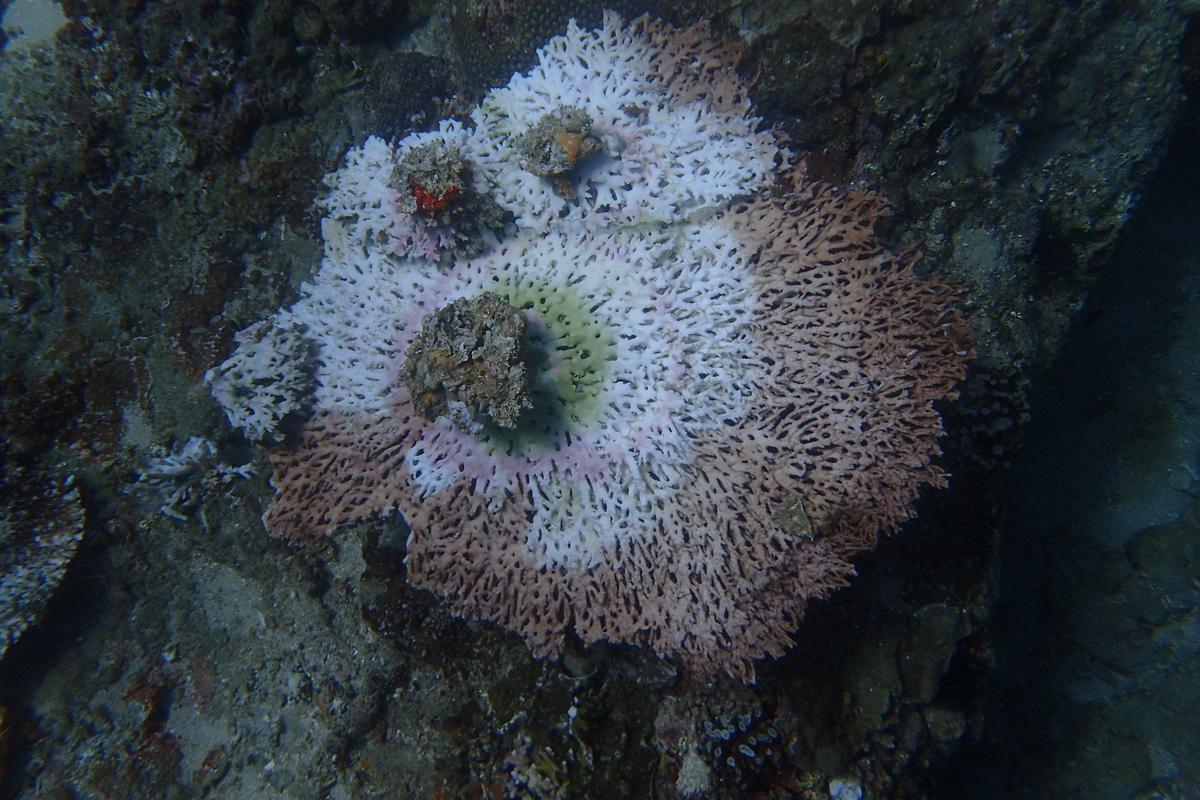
(392, 141), (472, 221)
(401, 292), (533, 432)
(389, 141), (511, 258)
(771, 494), (817, 538)
(515, 105), (603, 196)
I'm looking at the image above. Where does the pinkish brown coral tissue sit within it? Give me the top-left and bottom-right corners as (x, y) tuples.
(211, 14), (969, 681)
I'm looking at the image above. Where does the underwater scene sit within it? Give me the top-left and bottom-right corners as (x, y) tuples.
(0, 1), (1197, 798)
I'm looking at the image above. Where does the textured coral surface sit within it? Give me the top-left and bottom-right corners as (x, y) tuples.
(0, 445), (85, 661)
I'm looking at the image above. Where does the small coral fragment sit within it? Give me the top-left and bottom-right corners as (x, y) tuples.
(515, 106), (603, 197)
(401, 292), (533, 432)
(391, 141), (509, 257)
(205, 320), (316, 442)
(675, 747), (713, 797)
(133, 437), (255, 521)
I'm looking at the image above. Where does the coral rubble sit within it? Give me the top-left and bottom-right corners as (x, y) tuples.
(133, 437), (255, 521)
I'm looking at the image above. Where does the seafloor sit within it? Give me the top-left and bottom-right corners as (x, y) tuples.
(1, 1), (1197, 799)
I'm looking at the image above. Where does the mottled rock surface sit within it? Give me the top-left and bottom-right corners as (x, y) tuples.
(402, 292), (533, 431)
(515, 105), (603, 196)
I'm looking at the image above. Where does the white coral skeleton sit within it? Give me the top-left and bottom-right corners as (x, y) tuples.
(134, 437), (255, 521)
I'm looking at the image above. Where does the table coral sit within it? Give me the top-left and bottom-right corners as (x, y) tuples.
(212, 13), (969, 681)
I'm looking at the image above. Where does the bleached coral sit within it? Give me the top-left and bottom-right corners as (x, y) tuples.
(217, 14), (969, 681)
(205, 319), (315, 441)
(471, 16), (776, 232)
(305, 13), (780, 267)
(134, 437), (255, 521)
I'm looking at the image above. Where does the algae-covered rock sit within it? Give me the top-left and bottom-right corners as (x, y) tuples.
(402, 292), (534, 432)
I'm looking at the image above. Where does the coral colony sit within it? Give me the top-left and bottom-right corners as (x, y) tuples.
(1, 453), (85, 661)
(208, 14), (969, 681)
